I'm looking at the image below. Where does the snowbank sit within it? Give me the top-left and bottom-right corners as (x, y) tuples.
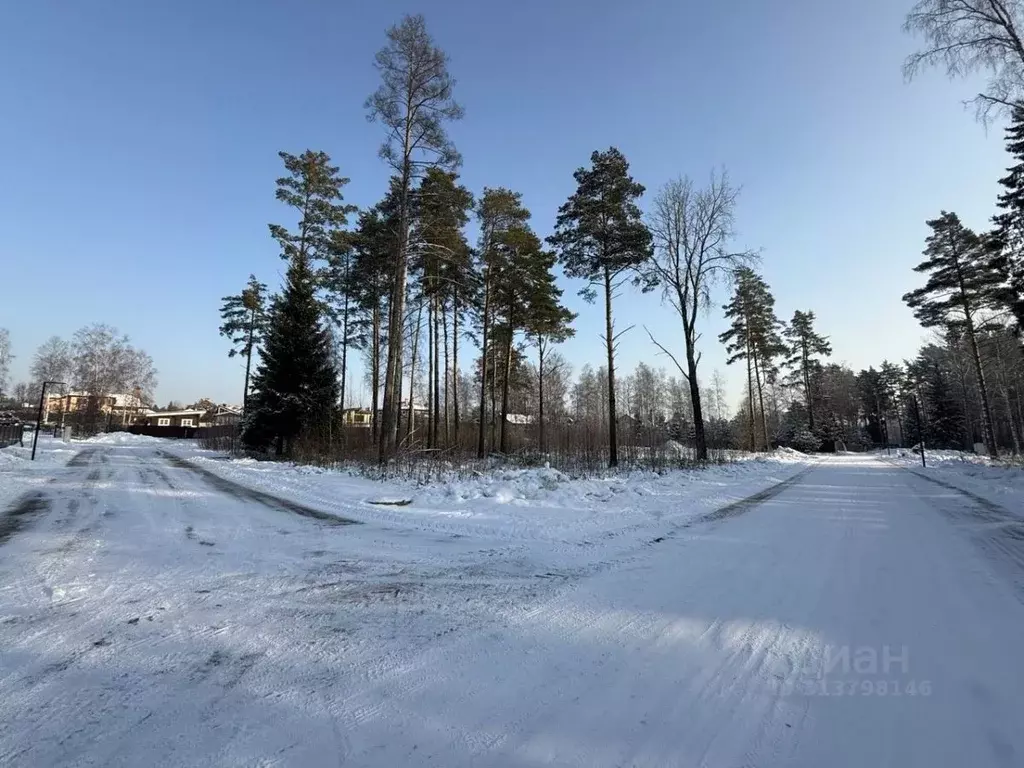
(160, 445), (814, 554)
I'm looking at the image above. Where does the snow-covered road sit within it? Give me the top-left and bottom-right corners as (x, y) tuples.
(2, 446), (1023, 767)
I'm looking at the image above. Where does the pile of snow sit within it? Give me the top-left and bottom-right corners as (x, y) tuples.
(83, 432), (177, 447)
(773, 446), (808, 459)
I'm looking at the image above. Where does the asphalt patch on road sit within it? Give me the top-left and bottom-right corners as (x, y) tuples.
(0, 492), (51, 545)
(159, 452), (357, 526)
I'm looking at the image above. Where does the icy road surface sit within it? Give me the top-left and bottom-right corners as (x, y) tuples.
(1, 445), (1023, 767)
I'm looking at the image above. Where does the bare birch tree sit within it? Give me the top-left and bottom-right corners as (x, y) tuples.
(642, 172), (754, 460)
(904, 0), (1024, 119)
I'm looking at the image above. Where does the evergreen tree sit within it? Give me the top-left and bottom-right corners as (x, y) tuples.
(244, 257), (339, 455)
(907, 346), (966, 449)
(990, 103), (1024, 335)
(525, 250), (575, 454)
(719, 268), (785, 450)
(782, 310), (832, 432)
(902, 211), (1003, 456)
(879, 360), (907, 446)
(547, 147), (652, 467)
(411, 168), (474, 447)
(350, 201), (397, 441)
(218, 275), (268, 408)
(474, 188), (531, 457)
(243, 152), (350, 455)
(366, 14), (463, 461)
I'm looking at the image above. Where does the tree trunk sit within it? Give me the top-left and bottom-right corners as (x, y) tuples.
(371, 304), (380, 444)
(685, 340), (707, 461)
(500, 328), (513, 453)
(433, 294), (441, 449)
(407, 299), (424, 445)
(339, 294), (349, 417)
(426, 298), (434, 449)
(476, 275), (490, 458)
(453, 288), (461, 441)
(745, 341), (756, 452)
(537, 336), (546, 454)
(802, 346), (814, 432)
(753, 349), (770, 449)
(442, 302), (451, 449)
(243, 315), (254, 411)
(965, 317), (998, 457)
(603, 266), (619, 468)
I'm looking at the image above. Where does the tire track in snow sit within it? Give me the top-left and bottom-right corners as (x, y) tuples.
(895, 463), (1024, 602)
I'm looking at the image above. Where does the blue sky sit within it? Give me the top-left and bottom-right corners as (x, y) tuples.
(0, 0), (1010, 408)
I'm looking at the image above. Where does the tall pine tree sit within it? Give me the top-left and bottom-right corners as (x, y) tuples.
(991, 103), (1024, 335)
(782, 310), (832, 432)
(548, 148), (652, 467)
(218, 275), (268, 409)
(720, 268), (784, 450)
(902, 211), (1002, 456)
(366, 14), (463, 461)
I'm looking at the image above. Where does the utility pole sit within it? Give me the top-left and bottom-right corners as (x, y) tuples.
(32, 381), (66, 460)
(912, 393), (927, 469)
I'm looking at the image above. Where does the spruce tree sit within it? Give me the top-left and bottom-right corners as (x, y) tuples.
(218, 275), (268, 408)
(991, 103), (1024, 335)
(243, 151), (351, 455)
(244, 256), (339, 455)
(548, 147), (652, 467)
(902, 211), (1003, 456)
(782, 310), (832, 432)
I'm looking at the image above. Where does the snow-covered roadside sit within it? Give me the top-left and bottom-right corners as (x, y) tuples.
(157, 438), (813, 568)
(0, 434), (80, 509)
(881, 449), (1024, 517)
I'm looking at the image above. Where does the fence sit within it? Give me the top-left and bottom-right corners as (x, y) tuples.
(0, 424), (25, 449)
(107, 424), (240, 443)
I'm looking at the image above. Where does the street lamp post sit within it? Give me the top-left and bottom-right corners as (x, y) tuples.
(32, 380), (67, 460)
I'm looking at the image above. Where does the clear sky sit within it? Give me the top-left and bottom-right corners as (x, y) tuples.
(0, 0), (1011, 409)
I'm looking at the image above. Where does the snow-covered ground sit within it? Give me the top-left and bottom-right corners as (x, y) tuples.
(882, 448), (1024, 517)
(1, 437), (1023, 766)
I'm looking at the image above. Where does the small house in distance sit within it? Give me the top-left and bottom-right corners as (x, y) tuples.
(341, 408), (373, 428)
(140, 409), (207, 428)
(205, 405), (242, 427)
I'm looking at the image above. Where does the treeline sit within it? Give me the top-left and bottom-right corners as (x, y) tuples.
(0, 325), (157, 433)
(221, 9), (1024, 468)
(221, 14), (758, 467)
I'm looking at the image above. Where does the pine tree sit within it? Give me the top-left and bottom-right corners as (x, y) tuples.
(879, 360), (907, 446)
(991, 103), (1024, 335)
(547, 148), (652, 467)
(719, 268), (784, 450)
(902, 211), (1003, 456)
(474, 188), (531, 457)
(525, 250), (575, 454)
(782, 310), (832, 432)
(351, 201), (396, 442)
(366, 14), (463, 461)
(219, 275), (268, 409)
(906, 346), (966, 449)
(411, 168), (474, 447)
